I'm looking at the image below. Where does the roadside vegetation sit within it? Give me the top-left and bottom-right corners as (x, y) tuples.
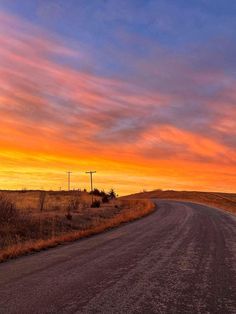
(0, 190), (155, 262)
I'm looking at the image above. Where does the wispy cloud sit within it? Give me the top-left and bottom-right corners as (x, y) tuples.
(0, 9), (235, 192)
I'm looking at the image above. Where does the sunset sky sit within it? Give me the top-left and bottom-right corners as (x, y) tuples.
(0, 0), (236, 195)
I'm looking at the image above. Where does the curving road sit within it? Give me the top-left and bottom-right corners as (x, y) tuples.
(0, 201), (236, 314)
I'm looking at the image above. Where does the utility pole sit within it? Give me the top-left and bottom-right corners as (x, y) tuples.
(67, 171), (72, 191)
(85, 171), (96, 203)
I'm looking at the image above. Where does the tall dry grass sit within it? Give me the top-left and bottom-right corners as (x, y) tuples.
(0, 194), (155, 263)
(0, 190), (97, 212)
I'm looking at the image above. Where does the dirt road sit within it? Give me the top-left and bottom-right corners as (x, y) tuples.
(0, 201), (235, 313)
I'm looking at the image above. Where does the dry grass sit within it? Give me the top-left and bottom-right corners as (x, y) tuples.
(122, 190), (236, 214)
(2, 190), (99, 212)
(0, 191), (155, 262)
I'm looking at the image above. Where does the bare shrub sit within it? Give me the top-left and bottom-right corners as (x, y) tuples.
(0, 196), (18, 224)
(65, 198), (79, 220)
(38, 191), (46, 212)
(68, 198), (80, 211)
(0, 196), (40, 249)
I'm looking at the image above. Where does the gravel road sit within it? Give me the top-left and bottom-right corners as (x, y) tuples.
(0, 201), (235, 314)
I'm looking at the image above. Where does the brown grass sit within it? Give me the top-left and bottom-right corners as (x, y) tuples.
(122, 190), (236, 214)
(0, 192), (155, 263)
(2, 190), (99, 212)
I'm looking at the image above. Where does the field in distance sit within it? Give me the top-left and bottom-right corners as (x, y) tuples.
(122, 190), (236, 214)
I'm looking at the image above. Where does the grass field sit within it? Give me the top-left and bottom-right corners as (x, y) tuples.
(121, 190), (236, 214)
(0, 190), (155, 262)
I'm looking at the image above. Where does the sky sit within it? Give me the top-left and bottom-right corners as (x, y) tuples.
(0, 0), (236, 195)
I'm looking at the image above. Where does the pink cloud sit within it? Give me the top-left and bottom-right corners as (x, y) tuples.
(0, 10), (235, 175)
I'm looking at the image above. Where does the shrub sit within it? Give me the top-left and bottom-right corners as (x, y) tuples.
(108, 189), (117, 199)
(91, 200), (101, 208)
(90, 188), (100, 196)
(65, 198), (79, 221)
(90, 189), (108, 198)
(102, 195), (109, 203)
(65, 213), (73, 220)
(0, 196), (18, 224)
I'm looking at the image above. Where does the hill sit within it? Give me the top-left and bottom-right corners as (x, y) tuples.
(121, 190), (236, 214)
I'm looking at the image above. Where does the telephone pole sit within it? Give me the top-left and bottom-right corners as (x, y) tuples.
(67, 171), (72, 191)
(85, 171), (96, 203)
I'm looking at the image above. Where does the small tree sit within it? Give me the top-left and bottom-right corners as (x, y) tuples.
(102, 195), (109, 203)
(100, 190), (106, 198)
(108, 189), (117, 199)
(91, 188), (101, 196)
